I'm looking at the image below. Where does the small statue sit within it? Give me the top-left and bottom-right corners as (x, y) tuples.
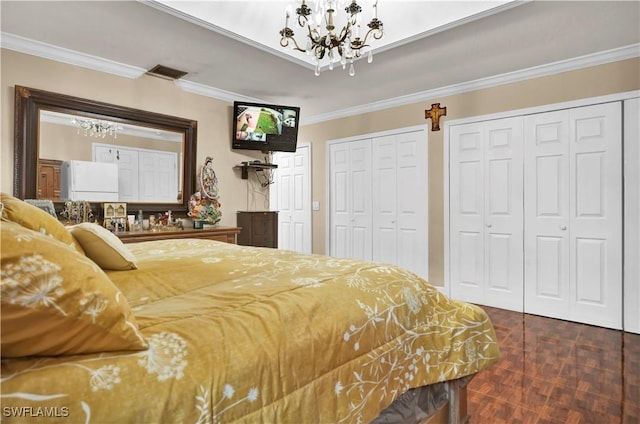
(188, 156), (222, 225)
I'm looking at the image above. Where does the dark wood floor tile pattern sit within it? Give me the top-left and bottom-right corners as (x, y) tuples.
(467, 306), (640, 424)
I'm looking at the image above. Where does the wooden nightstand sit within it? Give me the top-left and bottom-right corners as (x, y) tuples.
(116, 226), (241, 244)
(236, 211), (278, 248)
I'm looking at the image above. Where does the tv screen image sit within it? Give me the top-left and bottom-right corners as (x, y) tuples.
(232, 102), (300, 153)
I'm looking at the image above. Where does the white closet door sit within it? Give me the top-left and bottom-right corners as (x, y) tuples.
(525, 102), (622, 329)
(450, 118), (523, 310)
(329, 140), (372, 261)
(450, 122), (485, 303)
(483, 118), (524, 310)
(524, 110), (571, 318)
(569, 103), (622, 329)
(372, 131), (428, 280)
(395, 131), (428, 280)
(372, 135), (398, 266)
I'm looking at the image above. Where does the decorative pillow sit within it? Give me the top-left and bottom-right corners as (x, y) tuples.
(24, 199), (58, 217)
(0, 192), (84, 254)
(69, 223), (138, 270)
(0, 220), (148, 357)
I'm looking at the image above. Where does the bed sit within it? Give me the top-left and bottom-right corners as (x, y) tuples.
(0, 193), (500, 423)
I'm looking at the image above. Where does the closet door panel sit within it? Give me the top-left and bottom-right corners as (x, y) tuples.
(330, 143), (351, 258)
(524, 110), (571, 319)
(483, 118), (524, 310)
(372, 135), (397, 266)
(350, 141), (372, 260)
(395, 132), (428, 279)
(450, 123), (485, 302)
(569, 103), (622, 329)
(329, 140), (372, 261)
(525, 103), (622, 329)
(535, 236), (564, 297)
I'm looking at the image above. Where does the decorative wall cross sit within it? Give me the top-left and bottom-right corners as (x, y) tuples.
(425, 103), (447, 131)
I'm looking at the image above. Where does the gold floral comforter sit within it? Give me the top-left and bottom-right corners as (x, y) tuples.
(1, 239), (499, 423)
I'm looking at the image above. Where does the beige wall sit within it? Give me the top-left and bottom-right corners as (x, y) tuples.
(1, 49), (265, 226)
(299, 58), (640, 286)
(2, 49), (639, 286)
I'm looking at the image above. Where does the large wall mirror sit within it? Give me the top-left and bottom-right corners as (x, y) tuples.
(14, 85), (197, 214)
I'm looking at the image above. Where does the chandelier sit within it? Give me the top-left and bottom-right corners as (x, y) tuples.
(70, 117), (122, 138)
(279, 0), (383, 76)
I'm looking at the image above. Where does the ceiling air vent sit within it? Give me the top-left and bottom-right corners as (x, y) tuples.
(146, 64), (188, 81)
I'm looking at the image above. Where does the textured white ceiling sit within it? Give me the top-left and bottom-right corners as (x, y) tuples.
(149, 0), (517, 67)
(1, 1), (639, 122)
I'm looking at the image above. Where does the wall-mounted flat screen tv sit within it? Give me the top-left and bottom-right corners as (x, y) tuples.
(232, 101), (300, 153)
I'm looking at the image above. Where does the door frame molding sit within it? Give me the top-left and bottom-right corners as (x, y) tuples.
(624, 98), (640, 334)
(443, 90), (639, 297)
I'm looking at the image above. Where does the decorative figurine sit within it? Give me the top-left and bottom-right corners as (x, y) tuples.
(188, 156), (222, 227)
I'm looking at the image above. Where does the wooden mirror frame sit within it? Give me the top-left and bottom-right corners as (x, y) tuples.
(13, 85), (197, 215)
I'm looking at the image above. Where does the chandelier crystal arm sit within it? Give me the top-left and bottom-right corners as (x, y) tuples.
(279, 27), (306, 52)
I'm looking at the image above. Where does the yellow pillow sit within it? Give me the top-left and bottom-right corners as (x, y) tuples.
(0, 192), (84, 254)
(69, 223), (138, 270)
(1, 220), (148, 357)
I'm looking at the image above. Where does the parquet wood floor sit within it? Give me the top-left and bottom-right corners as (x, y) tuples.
(467, 306), (639, 424)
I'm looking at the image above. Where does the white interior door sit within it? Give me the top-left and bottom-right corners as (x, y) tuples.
(525, 102), (622, 329)
(272, 145), (312, 254)
(483, 118), (524, 310)
(329, 139), (372, 261)
(139, 151), (178, 203)
(372, 135), (398, 266)
(524, 110), (571, 318)
(569, 103), (622, 329)
(93, 144), (138, 201)
(450, 122), (485, 303)
(449, 118), (523, 310)
(395, 131), (429, 280)
(372, 131), (429, 280)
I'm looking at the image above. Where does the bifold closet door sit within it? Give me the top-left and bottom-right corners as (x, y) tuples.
(372, 131), (428, 280)
(449, 117), (524, 311)
(524, 102), (622, 329)
(329, 139), (372, 261)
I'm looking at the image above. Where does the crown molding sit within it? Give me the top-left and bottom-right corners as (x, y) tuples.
(174, 79), (265, 104)
(2, 31), (637, 126)
(304, 43), (640, 125)
(1, 32), (147, 79)
(142, 0), (314, 70)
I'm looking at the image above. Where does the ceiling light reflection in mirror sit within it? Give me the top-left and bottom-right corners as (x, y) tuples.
(38, 110), (184, 203)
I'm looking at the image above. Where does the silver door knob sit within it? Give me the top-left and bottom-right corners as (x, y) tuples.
(486, 223), (492, 228)
(560, 225), (567, 230)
